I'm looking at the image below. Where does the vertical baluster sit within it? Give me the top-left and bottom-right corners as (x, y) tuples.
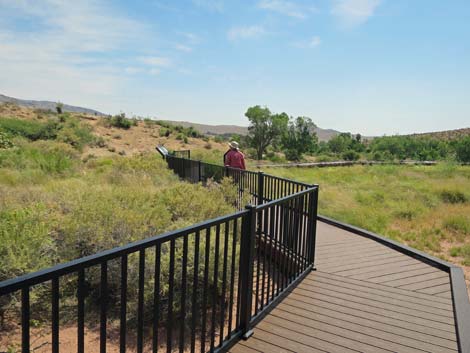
(167, 239), (176, 353)
(120, 255), (128, 353)
(210, 225), (220, 352)
(78, 269), (85, 353)
(254, 209), (261, 315)
(21, 287), (30, 353)
(52, 277), (59, 353)
(179, 236), (188, 353)
(261, 207), (268, 309)
(228, 219), (238, 336)
(200, 228), (211, 353)
(137, 250), (145, 353)
(267, 204), (275, 303)
(100, 262), (107, 353)
(219, 222), (229, 346)
(190, 231), (200, 353)
(153, 244), (161, 353)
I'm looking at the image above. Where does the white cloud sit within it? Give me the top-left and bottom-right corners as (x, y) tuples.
(174, 44), (193, 52)
(149, 68), (161, 75)
(178, 32), (201, 44)
(124, 67), (144, 74)
(0, 0), (155, 112)
(228, 25), (265, 40)
(258, 0), (316, 19)
(332, 0), (382, 27)
(294, 35), (322, 49)
(139, 56), (172, 67)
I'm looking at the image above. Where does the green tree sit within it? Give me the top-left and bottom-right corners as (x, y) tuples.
(282, 116), (318, 161)
(455, 136), (470, 163)
(56, 102), (63, 114)
(245, 106), (288, 160)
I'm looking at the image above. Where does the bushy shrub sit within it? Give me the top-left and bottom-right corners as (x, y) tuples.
(342, 150), (360, 161)
(455, 136), (470, 163)
(0, 117), (57, 140)
(0, 140), (78, 175)
(103, 113), (132, 129)
(439, 190), (467, 204)
(0, 131), (14, 149)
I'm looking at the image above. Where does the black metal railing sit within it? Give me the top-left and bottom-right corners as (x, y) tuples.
(0, 155), (318, 353)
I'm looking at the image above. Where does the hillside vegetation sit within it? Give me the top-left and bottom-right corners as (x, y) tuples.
(264, 164), (470, 285)
(0, 104), (243, 349)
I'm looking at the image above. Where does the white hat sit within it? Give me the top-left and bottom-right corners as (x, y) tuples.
(229, 141), (239, 149)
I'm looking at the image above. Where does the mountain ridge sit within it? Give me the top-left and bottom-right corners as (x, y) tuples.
(0, 94), (104, 116)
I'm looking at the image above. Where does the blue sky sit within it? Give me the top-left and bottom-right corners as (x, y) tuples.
(0, 0), (469, 135)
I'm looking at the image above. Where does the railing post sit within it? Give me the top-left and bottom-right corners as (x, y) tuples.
(198, 160), (202, 182)
(239, 205), (256, 339)
(182, 158), (186, 179)
(307, 185), (319, 269)
(257, 172), (264, 205)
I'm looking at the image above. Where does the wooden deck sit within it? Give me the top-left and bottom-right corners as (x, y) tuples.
(230, 221), (459, 353)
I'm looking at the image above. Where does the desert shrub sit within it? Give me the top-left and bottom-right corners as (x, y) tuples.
(0, 117), (57, 140)
(159, 128), (169, 137)
(266, 151), (285, 163)
(183, 136), (189, 144)
(443, 216), (470, 234)
(315, 154), (334, 162)
(103, 113), (132, 129)
(342, 150), (360, 161)
(204, 142), (212, 149)
(0, 140), (78, 175)
(439, 190), (467, 204)
(214, 135), (224, 143)
(55, 116), (95, 150)
(0, 131), (14, 149)
(176, 133), (185, 141)
(455, 136), (470, 163)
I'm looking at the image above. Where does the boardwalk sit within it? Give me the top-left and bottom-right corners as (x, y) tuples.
(231, 221), (459, 353)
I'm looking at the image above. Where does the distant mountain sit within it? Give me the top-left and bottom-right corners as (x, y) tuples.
(164, 120), (342, 141)
(407, 128), (470, 141)
(0, 94), (104, 115)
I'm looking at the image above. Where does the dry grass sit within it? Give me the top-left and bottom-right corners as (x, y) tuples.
(261, 164), (470, 287)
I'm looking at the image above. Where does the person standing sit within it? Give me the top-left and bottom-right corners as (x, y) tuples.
(224, 141), (246, 170)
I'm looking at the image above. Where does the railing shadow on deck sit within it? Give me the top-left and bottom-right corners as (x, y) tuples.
(0, 154), (319, 353)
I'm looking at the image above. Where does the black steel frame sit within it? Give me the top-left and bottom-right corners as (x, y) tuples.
(0, 155), (319, 353)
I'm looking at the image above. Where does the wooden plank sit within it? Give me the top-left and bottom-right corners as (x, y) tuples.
(382, 271), (449, 287)
(366, 266), (439, 283)
(229, 343), (261, 353)
(305, 273), (453, 311)
(351, 262), (433, 281)
(288, 290), (456, 333)
(252, 329), (329, 353)
(296, 282), (454, 321)
(331, 258), (418, 275)
(258, 319), (372, 353)
(418, 283), (452, 295)
(315, 243), (386, 256)
(316, 251), (401, 267)
(282, 296), (456, 341)
(277, 301), (458, 350)
(269, 305), (457, 353)
(312, 271), (453, 306)
(300, 278), (453, 318)
(436, 291), (452, 299)
(234, 337), (295, 353)
(399, 277), (451, 291)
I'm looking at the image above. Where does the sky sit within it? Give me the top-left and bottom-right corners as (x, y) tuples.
(0, 0), (469, 135)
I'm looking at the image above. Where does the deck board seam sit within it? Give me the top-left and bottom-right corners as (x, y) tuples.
(282, 297), (457, 341)
(313, 271), (453, 305)
(278, 302), (458, 347)
(270, 309), (456, 353)
(290, 291), (456, 331)
(299, 281), (453, 317)
(296, 283), (454, 320)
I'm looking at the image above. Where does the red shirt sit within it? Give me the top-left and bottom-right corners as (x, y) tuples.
(225, 149), (246, 170)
